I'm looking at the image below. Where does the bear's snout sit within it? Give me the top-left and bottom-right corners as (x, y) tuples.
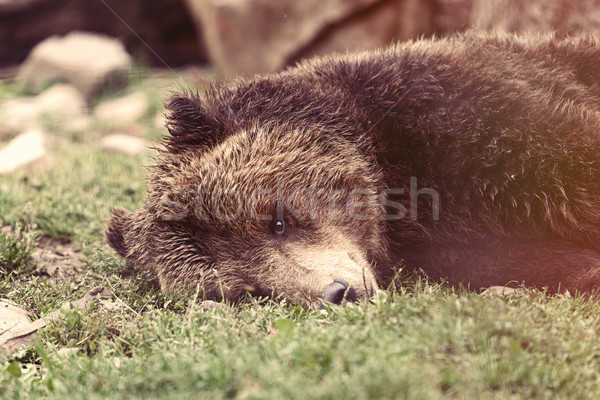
(320, 280), (359, 306)
(277, 241), (380, 307)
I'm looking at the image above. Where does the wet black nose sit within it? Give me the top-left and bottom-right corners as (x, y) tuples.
(320, 280), (359, 305)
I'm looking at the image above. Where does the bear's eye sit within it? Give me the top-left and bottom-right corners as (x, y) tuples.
(274, 219), (285, 236)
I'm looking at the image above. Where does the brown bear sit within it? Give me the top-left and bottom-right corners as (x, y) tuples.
(107, 31), (600, 307)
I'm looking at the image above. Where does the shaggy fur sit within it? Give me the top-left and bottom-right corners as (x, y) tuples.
(107, 32), (600, 306)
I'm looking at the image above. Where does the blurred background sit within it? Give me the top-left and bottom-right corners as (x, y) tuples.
(0, 0), (599, 172)
(3, 0), (600, 77)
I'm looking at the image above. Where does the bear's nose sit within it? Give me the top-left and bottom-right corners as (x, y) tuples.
(320, 280), (359, 305)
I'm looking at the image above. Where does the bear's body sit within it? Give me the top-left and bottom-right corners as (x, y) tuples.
(107, 32), (600, 306)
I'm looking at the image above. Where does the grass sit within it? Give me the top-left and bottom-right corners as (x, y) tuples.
(0, 225), (38, 277)
(2, 79), (600, 399)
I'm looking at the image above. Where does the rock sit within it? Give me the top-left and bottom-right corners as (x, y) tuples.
(480, 286), (524, 298)
(185, 0), (600, 76)
(0, 129), (51, 175)
(184, 0), (435, 76)
(99, 133), (152, 155)
(17, 31), (132, 100)
(94, 92), (150, 126)
(0, 299), (33, 355)
(0, 96), (41, 133)
(36, 84), (87, 118)
(154, 112), (167, 130)
(37, 84), (90, 132)
(0, 300), (32, 334)
(0, 84), (88, 133)
(200, 300), (224, 311)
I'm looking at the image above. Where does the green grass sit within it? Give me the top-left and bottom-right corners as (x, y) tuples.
(0, 225), (38, 277)
(0, 141), (148, 243)
(3, 283), (600, 399)
(2, 80), (600, 399)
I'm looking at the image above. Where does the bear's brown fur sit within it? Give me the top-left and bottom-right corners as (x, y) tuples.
(107, 32), (600, 306)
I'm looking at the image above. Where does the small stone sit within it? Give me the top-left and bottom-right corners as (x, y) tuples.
(480, 286), (524, 298)
(37, 84), (90, 132)
(0, 84), (88, 133)
(94, 92), (150, 126)
(0, 97), (42, 133)
(99, 133), (152, 155)
(0, 300), (31, 333)
(201, 300), (223, 310)
(0, 129), (51, 175)
(37, 84), (87, 119)
(0, 299), (33, 354)
(154, 112), (167, 130)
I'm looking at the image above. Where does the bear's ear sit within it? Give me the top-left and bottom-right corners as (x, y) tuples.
(164, 92), (225, 150)
(106, 207), (133, 258)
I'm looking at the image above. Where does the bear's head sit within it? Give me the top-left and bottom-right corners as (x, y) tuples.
(106, 92), (388, 307)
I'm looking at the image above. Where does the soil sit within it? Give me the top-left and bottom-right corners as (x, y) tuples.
(31, 236), (83, 281)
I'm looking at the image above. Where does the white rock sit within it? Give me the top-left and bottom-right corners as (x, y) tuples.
(154, 112), (167, 130)
(0, 300), (31, 334)
(480, 286), (524, 298)
(94, 92), (150, 126)
(0, 129), (51, 175)
(37, 84), (87, 118)
(0, 84), (88, 133)
(0, 299), (33, 354)
(0, 97), (42, 132)
(17, 31), (132, 100)
(99, 133), (152, 156)
(37, 84), (90, 132)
